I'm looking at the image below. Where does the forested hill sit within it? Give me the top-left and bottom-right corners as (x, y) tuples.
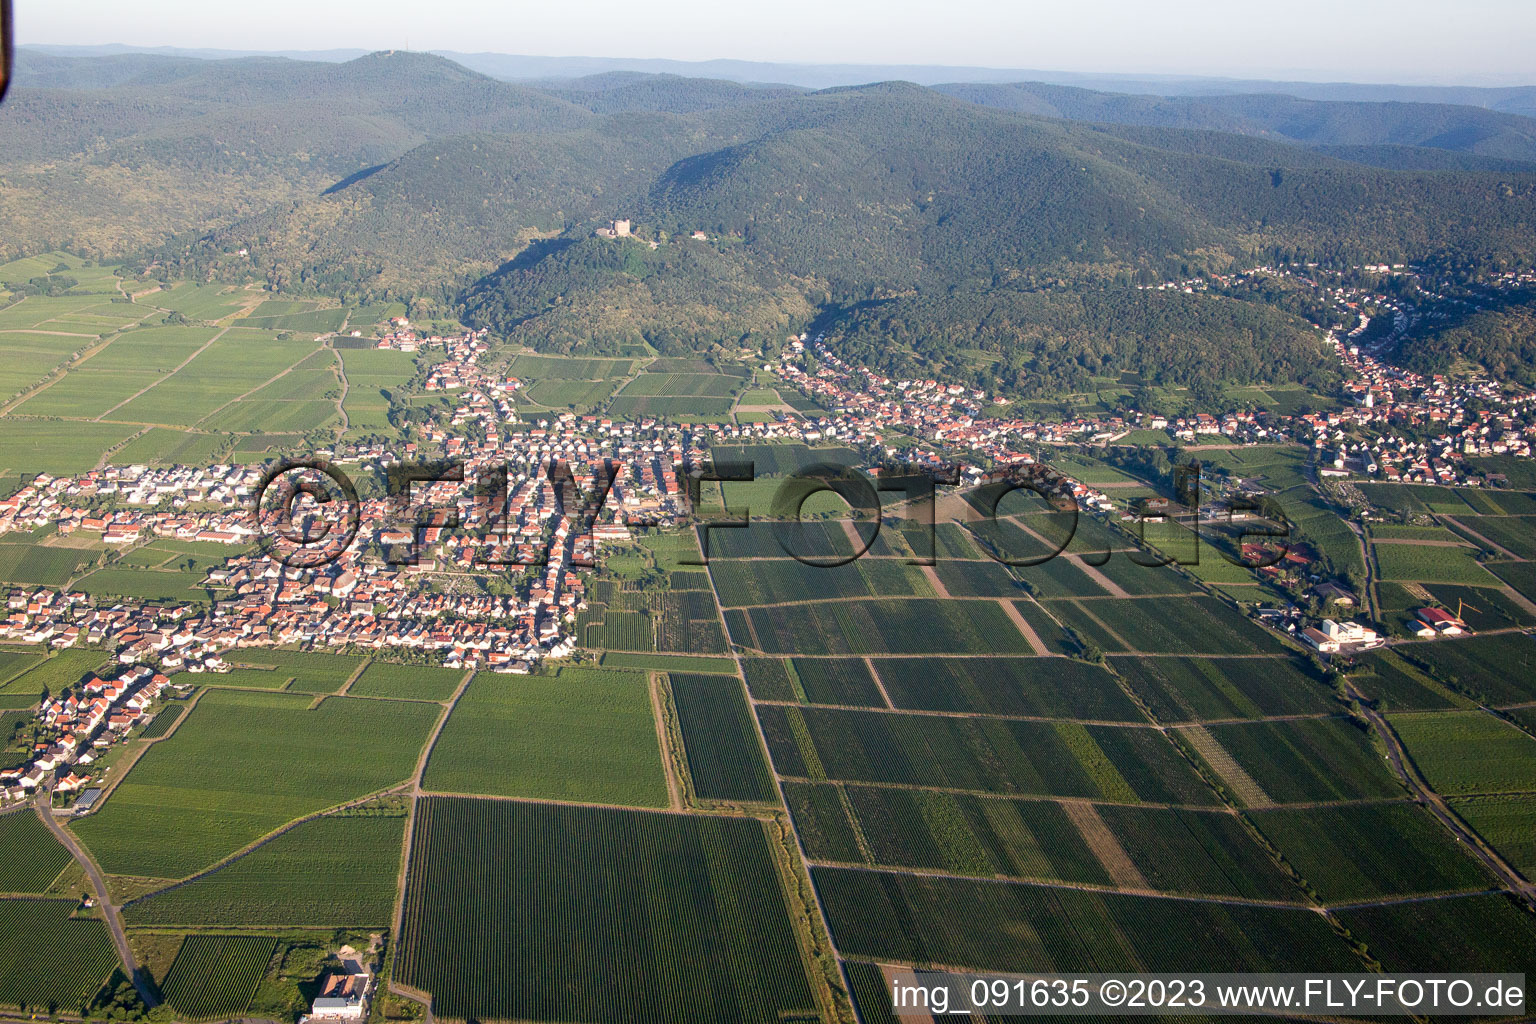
(0, 51), (593, 257)
(5, 50), (1536, 389)
(460, 84), (1536, 373)
(933, 83), (1536, 165)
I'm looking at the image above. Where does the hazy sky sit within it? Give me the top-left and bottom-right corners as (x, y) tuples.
(20, 0), (1536, 84)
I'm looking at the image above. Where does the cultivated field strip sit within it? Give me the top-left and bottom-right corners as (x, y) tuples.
(1179, 725), (1275, 808)
(158, 934), (276, 1021)
(396, 797), (819, 1023)
(0, 899), (119, 1013)
(0, 811), (74, 894)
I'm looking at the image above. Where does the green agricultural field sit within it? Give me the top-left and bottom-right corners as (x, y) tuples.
(0, 541), (100, 585)
(1095, 805), (1297, 901)
(668, 673), (774, 802)
(506, 354), (637, 379)
(338, 346), (417, 435)
(525, 377), (620, 410)
(2, 649), (109, 699)
(711, 557), (933, 606)
(0, 420), (141, 476)
(615, 372), (739, 398)
(1368, 523), (1467, 543)
(191, 667), (296, 690)
(110, 428), (231, 467)
(611, 396), (735, 419)
(970, 518), (1073, 569)
(125, 813), (405, 927)
(812, 867), (1359, 974)
(0, 252), (88, 281)
(1335, 894), (1536, 973)
(1358, 483), (1480, 516)
(72, 691), (437, 877)
(397, 798), (817, 1023)
(13, 368), (162, 420)
(142, 537), (253, 560)
(1395, 633), (1536, 705)
(1046, 596), (1276, 655)
(0, 899), (119, 1013)
(1347, 651), (1467, 711)
(1392, 711), (1536, 795)
(1490, 560), (1536, 605)
(579, 608), (654, 650)
(1291, 508), (1367, 578)
(346, 661), (465, 701)
(0, 331), (90, 399)
(1448, 515), (1536, 560)
(1450, 795), (1536, 877)
(158, 935), (276, 1022)
(1374, 543), (1500, 586)
(737, 598), (1033, 655)
(107, 330), (319, 426)
(760, 706), (1215, 805)
(423, 667), (667, 807)
(788, 658), (884, 707)
(1111, 654), (1336, 721)
(711, 475), (879, 517)
(704, 519), (855, 560)
(199, 396), (339, 435)
(1196, 717), (1402, 804)
(795, 782), (1114, 884)
(873, 656), (1140, 720)
(598, 652), (736, 674)
(913, 522), (983, 560)
(780, 782), (865, 864)
(0, 811), (74, 893)
(0, 293), (145, 332)
(0, 647), (43, 686)
(843, 962), (904, 1024)
(1468, 489), (1536, 515)
(78, 325), (221, 374)
(223, 649), (364, 694)
(1249, 803), (1492, 902)
(235, 307), (347, 332)
(741, 657), (798, 701)
(73, 566), (211, 602)
(930, 557), (1028, 598)
(1089, 554), (1206, 596)
(999, 597), (1073, 650)
(148, 282), (253, 321)
(138, 703), (185, 739)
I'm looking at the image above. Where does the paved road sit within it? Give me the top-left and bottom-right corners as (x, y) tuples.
(34, 794), (159, 1007)
(1344, 680), (1536, 905)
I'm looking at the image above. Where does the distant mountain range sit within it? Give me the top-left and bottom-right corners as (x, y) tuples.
(22, 44), (1536, 112)
(4, 47), (1535, 392)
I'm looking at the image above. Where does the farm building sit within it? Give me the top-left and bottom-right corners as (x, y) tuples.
(301, 947), (373, 1023)
(1417, 608), (1467, 635)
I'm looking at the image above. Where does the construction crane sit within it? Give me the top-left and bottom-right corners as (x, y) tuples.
(1456, 598), (1479, 623)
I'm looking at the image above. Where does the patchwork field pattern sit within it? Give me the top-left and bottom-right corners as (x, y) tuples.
(0, 812), (73, 894)
(668, 673), (776, 803)
(423, 667), (668, 807)
(812, 867), (1360, 973)
(158, 935), (276, 1022)
(0, 900), (119, 1012)
(72, 690), (437, 878)
(396, 798), (818, 1023)
(124, 813), (406, 927)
